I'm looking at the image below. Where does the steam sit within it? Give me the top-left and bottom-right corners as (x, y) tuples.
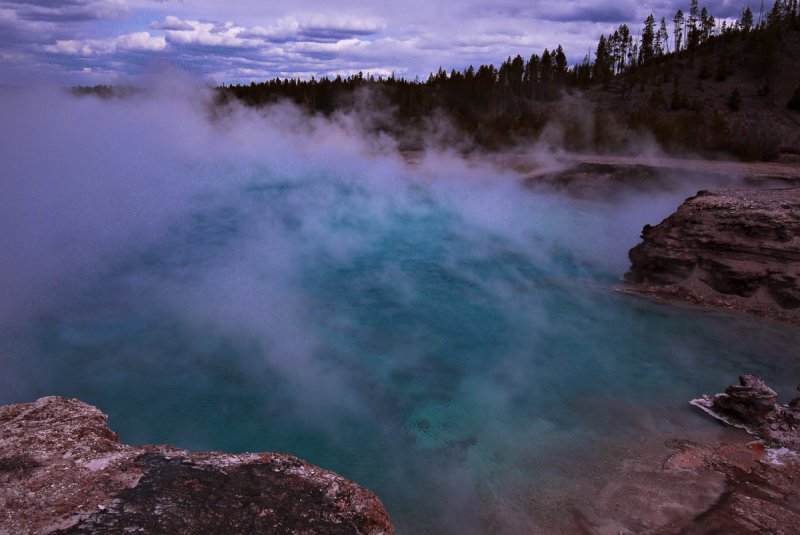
(2, 75), (798, 534)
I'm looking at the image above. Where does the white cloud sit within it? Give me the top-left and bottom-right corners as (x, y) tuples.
(290, 38), (367, 54)
(154, 13), (387, 47)
(150, 15), (194, 31)
(44, 31), (166, 56)
(162, 19), (263, 48)
(238, 17), (301, 41)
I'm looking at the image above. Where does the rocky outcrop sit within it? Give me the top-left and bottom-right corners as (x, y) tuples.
(691, 374), (800, 450)
(625, 188), (800, 323)
(0, 397), (394, 535)
(654, 375), (800, 534)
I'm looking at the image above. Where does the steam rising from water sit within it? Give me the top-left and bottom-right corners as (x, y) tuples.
(2, 83), (799, 533)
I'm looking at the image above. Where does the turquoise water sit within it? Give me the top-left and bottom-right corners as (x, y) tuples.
(2, 96), (799, 533)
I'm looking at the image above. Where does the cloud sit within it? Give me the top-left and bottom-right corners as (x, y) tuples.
(1, 0), (128, 22)
(296, 14), (387, 41)
(161, 19), (264, 48)
(155, 13), (387, 46)
(44, 31), (166, 55)
(0, 6), (50, 44)
(149, 15), (193, 31)
(0, 0), (777, 83)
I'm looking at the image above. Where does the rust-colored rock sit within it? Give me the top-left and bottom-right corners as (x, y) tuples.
(624, 188), (800, 323)
(663, 375), (800, 535)
(654, 439), (800, 535)
(0, 396), (394, 535)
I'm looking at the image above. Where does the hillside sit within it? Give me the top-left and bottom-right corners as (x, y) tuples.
(586, 30), (800, 160)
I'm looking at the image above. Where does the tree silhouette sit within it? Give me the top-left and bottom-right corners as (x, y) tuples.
(640, 15), (657, 64)
(741, 7), (754, 32)
(674, 10), (685, 51)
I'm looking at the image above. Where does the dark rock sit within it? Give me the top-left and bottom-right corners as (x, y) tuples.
(716, 374), (778, 420)
(624, 188), (800, 323)
(0, 397), (394, 535)
(691, 374), (800, 450)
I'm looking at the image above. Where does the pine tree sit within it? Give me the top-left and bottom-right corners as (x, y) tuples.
(640, 14), (656, 64)
(674, 10), (685, 51)
(554, 45), (568, 85)
(741, 7), (754, 32)
(656, 17), (670, 55)
(524, 53), (540, 100)
(539, 49), (553, 101)
(700, 8), (715, 43)
(593, 35), (612, 87)
(509, 54), (524, 96)
(614, 24), (632, 73)
(768, 0), (784, 27)
(687, 0), (700, 49)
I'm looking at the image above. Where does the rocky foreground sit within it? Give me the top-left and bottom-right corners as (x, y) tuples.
(0, 396), (393, 535)
(625, 188), (800, 323)
(2, 386), (800, 534)
(581, 375), (800, 534)
(675, 375), (800, 534)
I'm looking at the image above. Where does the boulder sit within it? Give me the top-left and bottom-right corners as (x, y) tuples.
(0, 396), (394, 535)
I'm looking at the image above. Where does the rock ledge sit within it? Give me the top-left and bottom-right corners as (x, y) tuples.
(624, 188), (800, 323)
(0, 396), (394, 535)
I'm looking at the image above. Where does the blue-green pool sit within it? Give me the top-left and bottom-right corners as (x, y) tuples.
(2, 95), (799, 533)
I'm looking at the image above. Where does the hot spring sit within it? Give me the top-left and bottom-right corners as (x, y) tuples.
(2, 88), (799, 533)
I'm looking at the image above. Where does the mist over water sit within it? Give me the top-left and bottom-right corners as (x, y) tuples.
(2, 85), (799, 533)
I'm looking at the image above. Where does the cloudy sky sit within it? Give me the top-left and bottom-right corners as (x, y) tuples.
(0, 0), (749, 85)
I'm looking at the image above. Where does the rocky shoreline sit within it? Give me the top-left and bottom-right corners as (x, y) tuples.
(575, 375), (800, 535)
(614, 185), (800, 531)
(675, 375), (800, 534)
(4, 385), (800, 534)
(0, 396), (393, 535)
(624, 188), (800, 324)
(517, 156), (800, 200)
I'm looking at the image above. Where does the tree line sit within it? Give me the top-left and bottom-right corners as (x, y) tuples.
(215, 1), (799, 112)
